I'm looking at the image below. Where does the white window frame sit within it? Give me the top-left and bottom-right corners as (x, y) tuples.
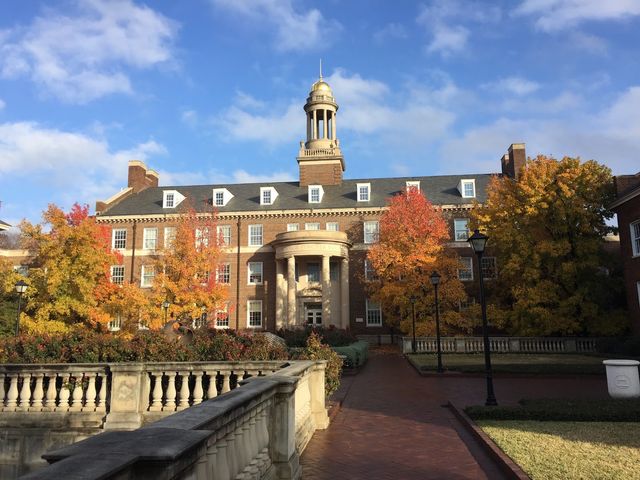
(195, 227), (209, 248)
(308, 185), (324, 204)
(108, 313), (122, 332)
(305, 222), (320, 231)
(112, 228), (126, 250)
(366, 299), (382, 326)
(248, 224), (263, 246)
(364, 259), (376, 281)
(248, 262), (263, 285)
(481, 256), (497, 280)
(217, 263), (231, 284)
(162, 190), (184, 209)
(213, 188), (234, 207)
(141, 265), (155, 288)
(357, 183), (371, 202)
(459, 179), (476, 198)
(631, 220), (640, 257)
(326, 222), (339, 231)
(364, 221), (379, 244)
(454, 218), (470, 242)
(215, 302), (231, 329)
(260, 187), (278, 206)
(247, 300), (263, 328)
(217, 225), (231, 246)
(110, 265), (125, 285)
(458, 257), (473, 282)
(164, 227), (176, 249)
(287, 223), (299, 232)
(406, 181), (420, 192)
(143, 227), (158, 250)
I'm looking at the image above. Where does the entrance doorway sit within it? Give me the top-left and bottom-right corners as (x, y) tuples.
(305, 303), (322, 326)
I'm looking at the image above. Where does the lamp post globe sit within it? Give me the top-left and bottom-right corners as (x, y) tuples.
(429, 271), (444, 373)
(14, 280), (28, 337)
(467, 229), (497, 406)
(162, 300), (171, 324)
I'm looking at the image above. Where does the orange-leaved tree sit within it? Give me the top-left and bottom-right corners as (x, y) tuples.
(366, 188), (467, 335)
(149, 207), (229, 328)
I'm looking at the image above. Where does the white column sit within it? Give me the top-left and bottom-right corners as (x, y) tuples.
(312, 110), (317, 140)
(332, 111), (337, 141)
(276, 260), (285, 328)
(340, 257), (349, 328)
(323, 109), (328, 139)
(307, 113), (311, 141)
(321, 255), (331, 326)
(287, 256), (296, 327)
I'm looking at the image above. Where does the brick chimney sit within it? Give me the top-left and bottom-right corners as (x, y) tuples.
(128, 160), (159, 194)
(614, 173), (640, 196)
(501, 143), (526, 179)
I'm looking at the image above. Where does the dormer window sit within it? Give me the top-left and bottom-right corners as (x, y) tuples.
(406, 181), (420, 192)
(458, 179), (476, 198)
(308, 185), (324, 204)
(163, 190), (185, 209)
(260, 187), (278, 206)
(357, 183), (371, 202)
(213, 188), (234, 207)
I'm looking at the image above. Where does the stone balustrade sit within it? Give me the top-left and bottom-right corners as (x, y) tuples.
(402, 336), (600, 354)
(298, 147), (342, 157)
(0, 360), (327, 479)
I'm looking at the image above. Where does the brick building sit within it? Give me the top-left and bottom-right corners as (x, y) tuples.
(94, 75), (525, 334)
(610, 173), (640, 333)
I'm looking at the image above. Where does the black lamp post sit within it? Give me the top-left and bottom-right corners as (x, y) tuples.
(162, 300), (171, 324)
(429, 271), (444, 373)
(14, 280), (28, 336)
(467, 229), (497, 406)
(409, 294), (418, 353)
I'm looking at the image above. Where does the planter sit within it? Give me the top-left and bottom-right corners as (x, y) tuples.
(603, 360), (640, 399)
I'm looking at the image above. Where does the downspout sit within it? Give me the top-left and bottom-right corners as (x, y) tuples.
(129, 221), (137, 283)
(235, 216), (242, 330)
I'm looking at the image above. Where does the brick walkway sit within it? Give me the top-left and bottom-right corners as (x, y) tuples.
(300, 349), (607, 479)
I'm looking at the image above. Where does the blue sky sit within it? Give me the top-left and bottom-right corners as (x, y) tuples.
(1, 0), (639, 225)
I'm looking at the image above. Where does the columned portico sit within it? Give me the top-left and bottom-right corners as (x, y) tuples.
(272, 231), (351, 328)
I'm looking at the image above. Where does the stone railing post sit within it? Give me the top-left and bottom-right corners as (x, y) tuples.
(565, 338), (577, 353)
(309, 361), (329, 430)
(270, 377), (301, 480)
(509, 338), (520, 352)
(104, 363), (146, 430)
(455, 338), (466, 353)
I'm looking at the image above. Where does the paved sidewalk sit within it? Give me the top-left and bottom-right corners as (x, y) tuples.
(300, 349), (607, 480)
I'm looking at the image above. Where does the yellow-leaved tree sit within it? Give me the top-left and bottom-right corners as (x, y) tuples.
(471, 155), (627, 336)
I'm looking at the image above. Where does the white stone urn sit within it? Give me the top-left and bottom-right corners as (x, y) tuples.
(603, 360), (640, 399)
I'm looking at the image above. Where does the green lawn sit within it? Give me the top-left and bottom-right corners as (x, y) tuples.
(478, 420), (640, 480)
(408, 353), (607, 374)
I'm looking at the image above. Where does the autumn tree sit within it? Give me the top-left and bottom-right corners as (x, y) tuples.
(366, 188), (468, 335)
(148, 208), (229, 329)
(472, 155), (627, 336)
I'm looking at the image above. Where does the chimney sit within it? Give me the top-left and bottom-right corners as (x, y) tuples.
(613, 173), (640, 197)
(501, 143), (526, 179)
(128, 160), (159, 194)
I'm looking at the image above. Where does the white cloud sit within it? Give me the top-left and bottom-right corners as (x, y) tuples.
(211, 0), (340, 52)
(486, 76), (541, 96)
(181, 110), (199, 128)
(570, 31), (608, 54)
(373, 23), (408, 43)
(159, 168), (294, 187)
(514, 0), (640, 31)
(426, 25), (469, 56)
(0, 0), (178, 103)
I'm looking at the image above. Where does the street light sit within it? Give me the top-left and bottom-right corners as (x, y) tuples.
(429, 271), (444, 373)
(467, 229), (497, 406)
(14, 280), (28, 336)
(409, 294), (418, 353)
(162, 300), (171, 324)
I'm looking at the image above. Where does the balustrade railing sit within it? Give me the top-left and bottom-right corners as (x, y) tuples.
(403, 336), (602, 354)
(298, 147), (341, 157)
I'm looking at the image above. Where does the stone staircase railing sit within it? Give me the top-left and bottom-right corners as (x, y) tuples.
(402, 336), (601, 354)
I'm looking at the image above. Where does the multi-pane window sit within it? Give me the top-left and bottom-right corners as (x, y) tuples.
(454, 218), (470, 241)
(305, 222), (320, 231)
(326, 222), (339, 231)
(364, 221), (379, 244)
(195, 228), (209, 248)
(215, 191), (224, 206)
(287, 223), (299, 232)
(309, 186), (321, 203)
(481, 257), (497, 280)
(217, 225), (231, 246)
(217, 263), (231, 284)
(357, 183), (370, 202)
(108, 314), (122, 332)
(112, 229), (126, 249)
(458, 297), (476, 311)
(307, 263), (320, 283)
(165, 193), (174, 208)
(141, 265), (155, 288)
(406, 181), (420, 192)
(143, 228), (158, 250)
(247, 300), (262, 328)
(248, 224), (263, 246)
(366, 299), (382, 326)
(193, 312), (208, 329)
(461, 180), (476, 198)
(110, 265), (125, 285)
(364, 259), (377, 281)
(164, 227), (176, 249)
(458, 257), (473, 281)
(262, 190), (272, 205)
(632, 220), (640, 256)
(248, 262), (263, 284)
(215, 303), (230, 329)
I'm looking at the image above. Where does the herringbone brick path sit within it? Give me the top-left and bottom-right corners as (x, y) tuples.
(300, 348), (607, 479)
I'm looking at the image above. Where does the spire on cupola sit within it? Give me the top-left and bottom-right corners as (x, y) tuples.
(297, 61), (345, 186)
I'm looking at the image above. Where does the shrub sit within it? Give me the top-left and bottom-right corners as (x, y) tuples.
(278, 326), (357, 347)
(292, 331), (342, 397)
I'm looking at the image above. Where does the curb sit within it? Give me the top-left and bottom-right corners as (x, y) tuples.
(447, 401), (530, 480)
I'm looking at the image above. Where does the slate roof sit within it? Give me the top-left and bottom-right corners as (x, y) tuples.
(99, 173), (497, 217)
